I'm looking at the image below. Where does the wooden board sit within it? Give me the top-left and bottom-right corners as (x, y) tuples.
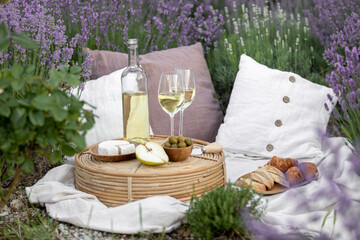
(238, 173), (318, 195)
(89, 144), (136, 162)
(75, 135), (226, 207)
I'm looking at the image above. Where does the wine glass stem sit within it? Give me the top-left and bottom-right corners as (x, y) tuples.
(179, 109), (184, 136)
(170, 115), (174, 136)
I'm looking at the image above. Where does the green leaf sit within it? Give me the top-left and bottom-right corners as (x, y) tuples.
(7, 165), (16, 177)
(14, 156), (25, 165)
(24, 65), (35, 75)
(10, 108), (27, 129)
(18, 99), (31, 107)
(21, 157), (35, 174)
(8, 99), (18, 107)
(0, 103), (11, 117)
(0, 37), (10, 51)
(0, 141), (11, 151)
(31, 94), (53, 110)
(0, 22), (10, 51)
(36, 134), (48, 148)
(64, 119), (78, 130)
(0, 76), (12, 89)
(29, 110), (45, 126)
(49, 150), (62, 165)
(72, 135), (86, 150)
(11, 77), (26, 91)
(48, 76), (62, 89)
(57, 65), (69, 72)
(70, 66), (82, 74)
(11, 64), (23, 78)
(53, 91), (69, 107)
(66, 74), (80, 87)
(52, 106), (67, 121)
(12, 32), (38, 49)
(49, 69), (66, 82)
(24, 75), (34, 84)
(61, 144), (77, 156)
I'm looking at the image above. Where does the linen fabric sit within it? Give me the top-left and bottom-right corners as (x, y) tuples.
(86, 43), (223, 142)
(26, 137), (360, 238)
(216, 54), (337, 158)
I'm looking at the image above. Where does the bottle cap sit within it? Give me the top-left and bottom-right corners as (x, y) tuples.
(127, 39), (138, 45)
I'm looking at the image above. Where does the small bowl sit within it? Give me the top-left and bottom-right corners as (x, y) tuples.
(163, 145), (193, 162)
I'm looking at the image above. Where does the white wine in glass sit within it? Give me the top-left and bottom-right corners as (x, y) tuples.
(158, 72), (184, 136)
(175, 68), (196, 136)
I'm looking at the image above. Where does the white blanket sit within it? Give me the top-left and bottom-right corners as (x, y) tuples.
(26, 137), (360, 237)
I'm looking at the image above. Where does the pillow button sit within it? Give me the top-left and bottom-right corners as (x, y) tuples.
(266, 144), (274, 152)
(275, 120), (282, 127)
(283, 96), (290, 103)
(289, 76), (296, 83)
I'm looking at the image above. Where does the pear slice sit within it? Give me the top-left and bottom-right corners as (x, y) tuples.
(135, 142), (169, 165)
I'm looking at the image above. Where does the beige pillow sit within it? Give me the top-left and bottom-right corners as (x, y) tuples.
(85, 43), (223, 142)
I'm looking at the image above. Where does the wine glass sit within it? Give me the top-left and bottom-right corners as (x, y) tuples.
(158, 71), (185, 136)
(175, 68), (196, 136)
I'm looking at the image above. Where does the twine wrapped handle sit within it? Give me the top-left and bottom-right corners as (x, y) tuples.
(202, 142), (222, 154)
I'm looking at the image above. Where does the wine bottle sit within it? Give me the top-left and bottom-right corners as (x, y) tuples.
(121, 39), (150, 140)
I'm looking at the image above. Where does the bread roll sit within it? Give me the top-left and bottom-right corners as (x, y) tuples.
(250, 171), (274, 190)
(264, 165), (290, 188)
(268, 156), (298, 172)
(285, 166), (304, 187)
(255, 167), (275, 188)
(236, 177), (266, 192)
(299, 162), (318, 181)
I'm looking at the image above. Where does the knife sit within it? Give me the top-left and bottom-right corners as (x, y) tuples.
(191, 142), (222, 155)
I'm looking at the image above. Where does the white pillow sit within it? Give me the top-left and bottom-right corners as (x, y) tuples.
(216, 55), (337, 159)
(78, 68), (152, 147)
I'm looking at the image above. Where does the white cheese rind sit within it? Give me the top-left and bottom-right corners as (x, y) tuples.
(98, 140), (134, 155)
(117, 144), (135, 155)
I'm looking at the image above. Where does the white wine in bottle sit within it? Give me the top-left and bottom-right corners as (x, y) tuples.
(122, 91), (150, 140)
(121, 39), (150, 140)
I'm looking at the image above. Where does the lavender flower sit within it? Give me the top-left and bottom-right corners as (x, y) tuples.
(306, 0), (360, 46)
(324, 13), (360, 115)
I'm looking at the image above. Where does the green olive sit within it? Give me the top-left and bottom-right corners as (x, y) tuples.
(177, 135), (186, 143)
(169, 136), (178, 144)
(178, 142), (187, 148)
(171, 144), (178, 148)
(185, 138), (193, 146)
(164, 142), (171, 148)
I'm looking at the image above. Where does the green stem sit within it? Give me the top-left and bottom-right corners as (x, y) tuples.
(0, 166), (22, 208)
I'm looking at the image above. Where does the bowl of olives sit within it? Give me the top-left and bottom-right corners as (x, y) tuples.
(163, 136), (193, 162)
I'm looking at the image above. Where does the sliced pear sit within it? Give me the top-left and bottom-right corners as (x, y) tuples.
(145, 142), (169, 163)
(135, 142), (169, 165)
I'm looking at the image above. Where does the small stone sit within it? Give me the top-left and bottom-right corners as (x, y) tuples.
(171, 232), (177, 238)
(58, 223), (69, 235)
(0, 205), (10, 217)
(183, 229), (190, 237)
(10, 199), (24, 212)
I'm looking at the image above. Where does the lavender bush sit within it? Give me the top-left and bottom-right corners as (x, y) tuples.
(0, 0), (224, 83)
(50, 0), (224, 54)
(324, 12), (360, 148)
(306, 0), (360, 47)
(0, 0), (91, 81)
(207, 1), (327, 113)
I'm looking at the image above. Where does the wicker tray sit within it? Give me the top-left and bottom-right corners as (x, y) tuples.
(75, 135), (226, 207)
